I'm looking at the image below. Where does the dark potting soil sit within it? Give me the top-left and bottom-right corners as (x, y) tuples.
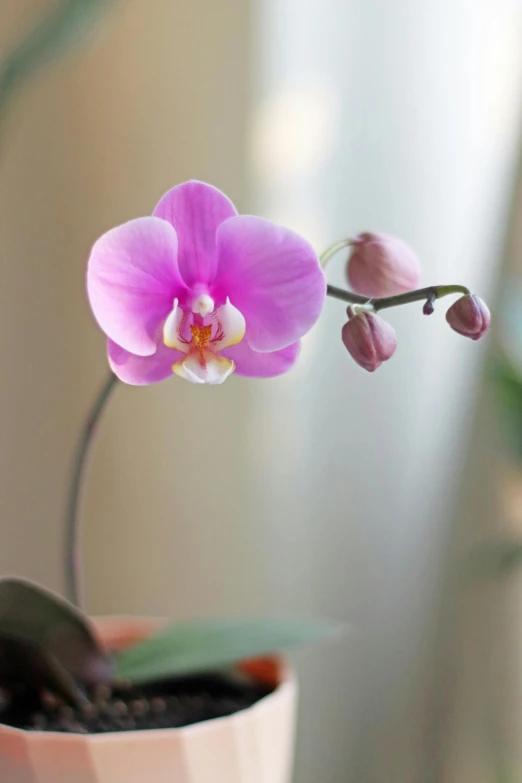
(0, 672), (274, 734)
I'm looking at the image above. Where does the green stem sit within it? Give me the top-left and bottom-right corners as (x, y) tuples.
(65, 372), (118, 608)
(326, 283), (471, 312)
(319, 238), (353, 268)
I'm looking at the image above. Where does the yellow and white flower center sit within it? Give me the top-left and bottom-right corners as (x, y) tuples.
(163, 297), (245, 385)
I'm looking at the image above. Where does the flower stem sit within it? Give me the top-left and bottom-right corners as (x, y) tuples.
(326, 283), (471, 311)
(65, 372), (119, 608)
(319, 239), (353, 268)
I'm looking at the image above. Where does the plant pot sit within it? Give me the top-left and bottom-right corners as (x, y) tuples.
(0, 616), (297, 783)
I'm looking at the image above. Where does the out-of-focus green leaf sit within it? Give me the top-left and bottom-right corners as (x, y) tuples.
(491, 357), (522, 459)
(0, 0), (113, 120)
(462, 538), (522, 580)
(114, 617), (341, 684)
(0, 578), (111, 686)
(0, 633), (86, 706)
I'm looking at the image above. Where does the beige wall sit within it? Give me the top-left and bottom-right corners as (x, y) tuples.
(0, 0), (252, 603)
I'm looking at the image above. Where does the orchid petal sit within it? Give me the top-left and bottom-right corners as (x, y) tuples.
(214, 216), (326, 352)
(222, 340), (300, 378)
(211, 298), (246, 351)
(108, 340), (182, 385)
(153, 181), (237, 288)
(173, 351), (235, 385)
(87, 217), (187, 356)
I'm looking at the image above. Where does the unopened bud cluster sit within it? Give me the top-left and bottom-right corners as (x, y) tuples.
(339, 233), (490, 372)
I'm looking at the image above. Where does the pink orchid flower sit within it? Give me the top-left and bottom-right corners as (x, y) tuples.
(87, 181), (326, 385)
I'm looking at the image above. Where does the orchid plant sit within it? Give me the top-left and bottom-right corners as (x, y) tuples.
(0, 180), (489, 733)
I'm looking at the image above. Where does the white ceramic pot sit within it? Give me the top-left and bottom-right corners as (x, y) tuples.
(0, 617), (297, 783)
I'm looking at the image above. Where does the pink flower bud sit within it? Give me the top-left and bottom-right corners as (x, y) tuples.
(346, 232), (421, 298)
(341, 312), (397, 372)
(445, 294), (490, 340)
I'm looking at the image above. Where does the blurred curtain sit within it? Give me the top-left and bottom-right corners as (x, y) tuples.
(437, 144), (522, 782)
(1, 2), (522, 783)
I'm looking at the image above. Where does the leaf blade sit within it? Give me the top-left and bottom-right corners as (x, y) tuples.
(0, 633), (86, 707)
(0, 578), (111, 686)
(114, 616), (341, 684)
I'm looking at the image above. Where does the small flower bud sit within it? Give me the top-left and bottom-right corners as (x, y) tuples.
(341, 312), (397, 372)
(445, 294), (490, 340)
(423, 293), (436, 316)
(346, 233), (421, 298)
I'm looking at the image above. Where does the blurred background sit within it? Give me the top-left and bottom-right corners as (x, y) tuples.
(2, 1), (522, 781)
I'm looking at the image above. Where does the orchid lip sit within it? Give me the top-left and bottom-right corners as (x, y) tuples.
(173, 352), (236, 385)
(161, 296), (246, 384)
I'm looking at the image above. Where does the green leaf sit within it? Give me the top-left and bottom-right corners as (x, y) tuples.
(490, 357), (522, 459)
(114, 617), (341, 684)
(0, 633), (86, 707)
(461, 538), (522, 580)
(0, 1), (113, 121)
(0, 578), (111, 686)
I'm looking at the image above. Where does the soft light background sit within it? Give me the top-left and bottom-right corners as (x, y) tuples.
(1, 1), (522, 782)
